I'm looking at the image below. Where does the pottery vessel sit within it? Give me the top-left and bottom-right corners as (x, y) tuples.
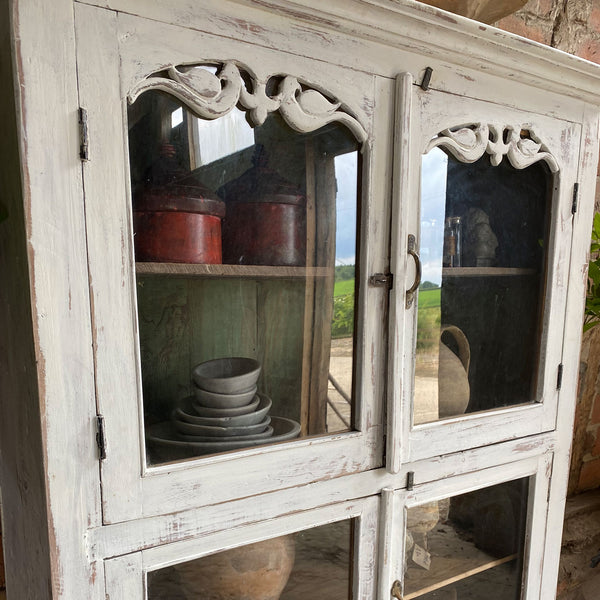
(219, 145), (306, 267)
(133, 143), (226, 264)
(438, 325), (470, 419)
(172, 534), (296, 600)
(133, 189), (225, 264)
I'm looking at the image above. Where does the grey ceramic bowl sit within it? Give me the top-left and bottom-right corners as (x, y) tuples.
(174, 395), (272, 427)
(193, 384), (257, 408)
(192, 357), (261, 394)
(172, 415), (271, 438)
(191, 394), (260, 417)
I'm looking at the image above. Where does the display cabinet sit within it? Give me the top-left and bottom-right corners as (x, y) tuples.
(1, 0), (600, 598)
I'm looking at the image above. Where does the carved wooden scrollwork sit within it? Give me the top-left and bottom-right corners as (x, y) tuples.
(426, 124), (559, 173)
(128, 61), (368, 144)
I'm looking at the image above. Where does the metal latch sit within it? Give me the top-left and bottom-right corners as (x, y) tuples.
(79, 107), (89, 161)
(96, 415), (106, 460)
(420, 66), (433, 91)
(369, 273), (393, 289)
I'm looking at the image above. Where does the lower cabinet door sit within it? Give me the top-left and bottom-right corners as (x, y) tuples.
(379, 455), (552, 600)
(104, 497), (379, 599)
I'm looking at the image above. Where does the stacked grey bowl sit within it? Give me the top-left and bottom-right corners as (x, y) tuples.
(175, 357), (272, 443)
(158, 357), (300, 455)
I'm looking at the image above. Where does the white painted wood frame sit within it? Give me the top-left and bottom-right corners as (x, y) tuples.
(389, 81), (582, 464)
(378, 454), (553, 599)
(74, 3), (387, 524)
(104, 496), (380, 599)
(2, 0), (599, 597)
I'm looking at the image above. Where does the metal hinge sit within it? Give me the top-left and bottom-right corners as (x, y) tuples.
(96, 415), (106, 460)
(369, 272), (393, 290)
(572, 183), (579, 214)
(406, 471), (415, 491)
(557, 363), (564, 391)
(79, 107), (89, 161)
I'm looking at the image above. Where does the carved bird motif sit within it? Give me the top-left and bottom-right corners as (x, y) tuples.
(167, 65), (222, 98)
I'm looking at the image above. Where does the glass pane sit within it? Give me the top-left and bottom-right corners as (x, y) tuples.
(403, 478), (529, 600)
(127, 76), (360, 465)
(147, 520), (353, 599)
(414, 146), (551, 424)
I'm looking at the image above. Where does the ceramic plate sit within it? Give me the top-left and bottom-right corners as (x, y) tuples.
(146, 417), (301, 454)
(172, 415), (272, 438)
(174, 395), (272, 426)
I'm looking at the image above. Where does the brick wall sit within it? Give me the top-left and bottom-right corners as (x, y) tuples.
(497, 0), (600, 496)
(496, 3), (600, 597)
(497, 0), (600, 60)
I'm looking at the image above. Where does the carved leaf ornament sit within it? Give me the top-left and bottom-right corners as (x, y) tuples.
(426, 124), (559, 173)
(128, 61), (368, 145)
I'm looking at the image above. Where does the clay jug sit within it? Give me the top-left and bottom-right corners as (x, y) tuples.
(170, 535), (295, 600)
(438, 325), (470, 419)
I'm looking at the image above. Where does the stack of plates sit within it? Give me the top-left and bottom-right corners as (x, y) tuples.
(147, 357), (300, 456)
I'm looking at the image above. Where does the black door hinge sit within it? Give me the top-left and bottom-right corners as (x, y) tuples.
(557, 363), (564, 391)
(369, 272), (394, 290)
(79, 107), (89, 161)
(572, 182), (579, 214)
(96, 415), (106, 460)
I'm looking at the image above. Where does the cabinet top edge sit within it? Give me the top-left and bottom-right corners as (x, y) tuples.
(72, 0), (600, 104)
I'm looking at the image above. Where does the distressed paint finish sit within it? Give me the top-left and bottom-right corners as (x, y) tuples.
(0, 0), (102, 598)
(540, 103), (600, 599)
(0, 2), (53, 597)
(1, 0), (599, 598)
(393, 87), (582, 464)
(76, 2), (384, 526)
(103, 497), (379, 599)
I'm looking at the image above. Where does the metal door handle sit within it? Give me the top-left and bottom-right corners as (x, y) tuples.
(405, 234), (421, 308)
(391, 580), (403, 599)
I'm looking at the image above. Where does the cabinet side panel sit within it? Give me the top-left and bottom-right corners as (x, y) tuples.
(0, 3), (52, 598)
(540, 104), (600, 598)
(7, 0), (102, 596)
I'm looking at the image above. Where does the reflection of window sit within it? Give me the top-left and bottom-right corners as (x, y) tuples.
(420, 147), (447, 287)
(191, 108), (255, 166)
(171, 107), (183, 128)
(334, 152), (358, 266)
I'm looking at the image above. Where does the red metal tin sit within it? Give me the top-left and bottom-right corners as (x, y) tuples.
(134, 185), (225, 264)
(219, 147), (306, 267)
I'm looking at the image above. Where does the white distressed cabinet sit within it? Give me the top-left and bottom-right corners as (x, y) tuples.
(2, 1), (600, 598)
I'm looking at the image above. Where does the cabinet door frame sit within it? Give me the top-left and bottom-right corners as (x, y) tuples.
(378, 453), (553, 600)
(387, 74), (581, 469)
(103, 496), (380, 599)
(75, 4), (387, 524)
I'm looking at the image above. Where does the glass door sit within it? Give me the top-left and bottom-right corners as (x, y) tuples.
(127, 81), (362, 465)
(75, 6), (384, 523)
(379, 455), (552, 600)
(388, 78), (581, 466)
(103, 497), (379, 599)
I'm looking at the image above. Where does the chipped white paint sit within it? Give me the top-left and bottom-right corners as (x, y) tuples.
(1, 0), (599, 598)
(128, 62), (368, 142)
(426, 123), (560, 172)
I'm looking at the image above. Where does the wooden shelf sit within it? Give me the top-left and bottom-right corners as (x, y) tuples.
(442, 267), (537, 277)
(135, 263), (333, 279)
(403, 524), (519, 599)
